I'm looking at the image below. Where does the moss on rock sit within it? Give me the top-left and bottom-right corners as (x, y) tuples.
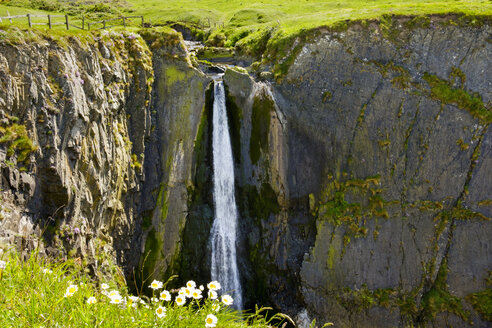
(224, 86), (243, 164)
(421, 258), (470, 323)
(249, 94), (273, 165)
(423, 72), (492, 124)
(0, 117), (37, 165)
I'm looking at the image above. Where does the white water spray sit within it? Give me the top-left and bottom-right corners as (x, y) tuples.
(210, 79), (243, 310)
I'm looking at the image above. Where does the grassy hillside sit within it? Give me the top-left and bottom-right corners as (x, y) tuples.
(127, 0), (492, 29)
(1, 1), (491, 50)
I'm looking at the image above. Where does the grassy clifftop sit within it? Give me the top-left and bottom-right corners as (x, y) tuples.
(1, 1), (491, 74)
(1, 1), (491, 57)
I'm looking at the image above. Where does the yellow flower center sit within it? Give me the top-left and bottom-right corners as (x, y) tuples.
(207, 318), (213, 324)
(157, 308), (162, 314)
(69, 288), (76, 293)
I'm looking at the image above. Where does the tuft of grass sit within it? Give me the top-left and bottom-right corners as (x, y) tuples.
(0, 250), (290, 327)
(0, 120), (37, 164)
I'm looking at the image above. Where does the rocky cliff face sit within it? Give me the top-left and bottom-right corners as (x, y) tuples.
(1, 17), (490, 328)
(0, 30), (153, 265)
(0, 28), (209, 283)
(225, 19), (491, 328)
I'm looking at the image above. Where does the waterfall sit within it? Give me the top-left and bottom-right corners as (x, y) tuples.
(210, 80), (243, 310)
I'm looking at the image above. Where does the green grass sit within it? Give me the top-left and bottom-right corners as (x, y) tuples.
(126, 0), (492, 30)
(0, 250), (292, 328)
(1, 1), (492, 61)
(3, 1), (492, 40)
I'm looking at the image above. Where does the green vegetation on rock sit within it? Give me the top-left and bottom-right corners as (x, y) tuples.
(224, 85), (243, 163)
(423, 73), (492, 124)
(0, 117), (36, 165)
(467, 288), (492, 322)
(245, 183), (280, 221)
(250, 93), (273, 165)
(316, 175), (389, 247)
(421, 258), (470, 323)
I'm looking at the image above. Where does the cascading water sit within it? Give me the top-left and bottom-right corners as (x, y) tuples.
(209, 79), (243, 310)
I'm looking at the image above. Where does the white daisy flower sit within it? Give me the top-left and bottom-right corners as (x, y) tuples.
(212, 303), (221, 312)
(186, 280), (196, 289)
(155, 306), (166, 318)
(151, 297), (159, 303)
(207, 281), (221, 291)
(42, 268), (52, 274)
(87, 296), (97, 304)
(160, 290), (171, 301)
(208, 290), (218, 300)
(184, 287), (194, 298)
(192, 289), (203, 300)
(205, 314), (218, 328)
(128, 296), (140, 308)
(199, 285), (204, 291)
(0, 260), (7, 270)
(64, 284), (78, 297)
(110, 294), (124, 304)
(101, 283), (110, 290)
(221, 294), (233, 306)
(129, 295), (140, 302)
(149, 280), (163, 290)
(175, 295), (186, 306)
(108, 290), (120, 298)
(178, 287), (186, 296)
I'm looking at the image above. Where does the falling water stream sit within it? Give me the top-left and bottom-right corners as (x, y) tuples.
(209, 79), (243, 310)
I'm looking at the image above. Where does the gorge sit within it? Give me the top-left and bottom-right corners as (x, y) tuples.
(0, 15), (491, 328)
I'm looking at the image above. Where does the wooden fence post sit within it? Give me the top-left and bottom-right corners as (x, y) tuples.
(7, 10), (12, 23)
(123, 17), (126, 27)
(82, 16), (85, 30)
(141, 16), (144, 27)
(27, 14), (31, 27)
(103, 20), (106, 29)
(65, 15), (69, 30)
(48, 15), (52, 29)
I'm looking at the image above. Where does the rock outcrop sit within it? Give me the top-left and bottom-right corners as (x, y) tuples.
(225, 19), (491, 328)
(0, 28), (210, 284)
(0, 30), (153, 265)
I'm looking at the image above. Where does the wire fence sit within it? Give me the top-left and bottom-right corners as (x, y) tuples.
(0, 10), (145, 31)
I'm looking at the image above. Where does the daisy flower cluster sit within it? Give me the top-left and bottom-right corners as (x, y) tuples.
(58, 278), (235, 327)
(1, 252), (284, 328)
(147, 279), (234, 327)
